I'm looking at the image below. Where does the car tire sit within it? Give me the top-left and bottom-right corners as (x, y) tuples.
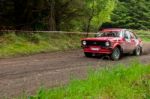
(111, 47), (121, 61)
(133, 46), (142, 56)
(84, 52), (92, 57)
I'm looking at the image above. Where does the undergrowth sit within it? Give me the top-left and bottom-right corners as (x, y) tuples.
(0, 32), (83, 58)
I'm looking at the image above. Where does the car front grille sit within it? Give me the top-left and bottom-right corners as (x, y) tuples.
(86, 41), (106, 47)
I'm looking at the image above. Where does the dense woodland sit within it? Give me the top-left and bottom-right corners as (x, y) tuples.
(0, 0), (149, 31)
(102, 0), (150, 30)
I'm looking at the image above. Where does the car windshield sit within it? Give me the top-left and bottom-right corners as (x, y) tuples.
(96, 31), (120, 37)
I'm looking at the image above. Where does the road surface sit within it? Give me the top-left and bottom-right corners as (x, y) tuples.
(0, 43), (150, 98)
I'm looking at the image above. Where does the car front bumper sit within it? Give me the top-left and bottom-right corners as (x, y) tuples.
(83, 46), (113, 54)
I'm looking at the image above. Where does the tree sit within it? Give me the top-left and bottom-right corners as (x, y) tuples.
(47, 0), (56, 31)
(84, 0), (116, 33)
(0, 0), (116, 31)
(102, 0), (150, 30)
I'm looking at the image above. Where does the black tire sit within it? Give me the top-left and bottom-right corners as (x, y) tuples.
(111, 47), (121, 61)
(133, 46), (142, 56)
(84, 52), (92, 57)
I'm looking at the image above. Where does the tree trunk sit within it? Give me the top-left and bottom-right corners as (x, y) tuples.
(86, 16), (92, 37)
(86, 0), (95, 37)
(48, 0), (56, 31)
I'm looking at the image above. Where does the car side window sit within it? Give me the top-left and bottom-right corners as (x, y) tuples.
(132, 32), (138, 39)
(130, 32), (136, 39)
(121, 31), (125, 38)
(124, 31), (131, 40)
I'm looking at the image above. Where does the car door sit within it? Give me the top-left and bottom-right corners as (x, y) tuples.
(129, 31), (137, 51)
(123, 31), (132, 53)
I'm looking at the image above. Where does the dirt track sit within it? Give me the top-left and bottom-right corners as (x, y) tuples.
(0, 43), (150, 98)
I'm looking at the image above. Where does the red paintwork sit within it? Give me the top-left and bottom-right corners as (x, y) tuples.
(83, 46), (112, 54)
(81, 28), (142, 55)
(102, 28), (123, 32)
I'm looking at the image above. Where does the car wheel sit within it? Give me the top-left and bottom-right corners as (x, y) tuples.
(84, 52), (92, 57)
(133, 46), (142, 56)
(111, 47), (121, 61)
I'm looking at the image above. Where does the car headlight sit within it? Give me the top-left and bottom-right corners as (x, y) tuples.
(105, 41), (110, 47)
(82, 41), (86, 45)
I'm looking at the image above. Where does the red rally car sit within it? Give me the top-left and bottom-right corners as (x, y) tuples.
(81, 28), (143, 60)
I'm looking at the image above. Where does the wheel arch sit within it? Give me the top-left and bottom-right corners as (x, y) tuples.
(137, 44), (143, 55)
(113, 44), (123, 53)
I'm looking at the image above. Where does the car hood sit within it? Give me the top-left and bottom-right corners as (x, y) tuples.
(82, 37), (120, 41)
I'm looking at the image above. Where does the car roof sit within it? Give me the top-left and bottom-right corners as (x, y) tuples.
(101, 28), (126, 32)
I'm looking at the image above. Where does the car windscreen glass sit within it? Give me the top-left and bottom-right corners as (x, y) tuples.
(96, 31), (120, 37)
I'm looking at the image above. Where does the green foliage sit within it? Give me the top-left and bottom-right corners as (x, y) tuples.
(25, 62), (150, 99)
(102, 0), (150, 30)
(0, 0), (116, 31)
(1, 0), (149, 31)
(83, 0), (116, 32)
(91, 0), (117, 31)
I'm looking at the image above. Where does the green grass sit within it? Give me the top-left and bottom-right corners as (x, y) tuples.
(0, 32), (84, 58)
(134, 30), (150, 42)
(23, 62), (150, 99)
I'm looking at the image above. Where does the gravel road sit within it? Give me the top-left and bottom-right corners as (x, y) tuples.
(0, 42), (150, 98)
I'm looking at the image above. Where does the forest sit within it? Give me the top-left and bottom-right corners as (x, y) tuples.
(0, 0), (150, 31)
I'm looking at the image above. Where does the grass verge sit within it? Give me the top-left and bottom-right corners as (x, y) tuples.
(0, 30), (149, 58)
(0, 32), (83, 58)
(25, 62), (150, 99)
(134, 30), (150, 42)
